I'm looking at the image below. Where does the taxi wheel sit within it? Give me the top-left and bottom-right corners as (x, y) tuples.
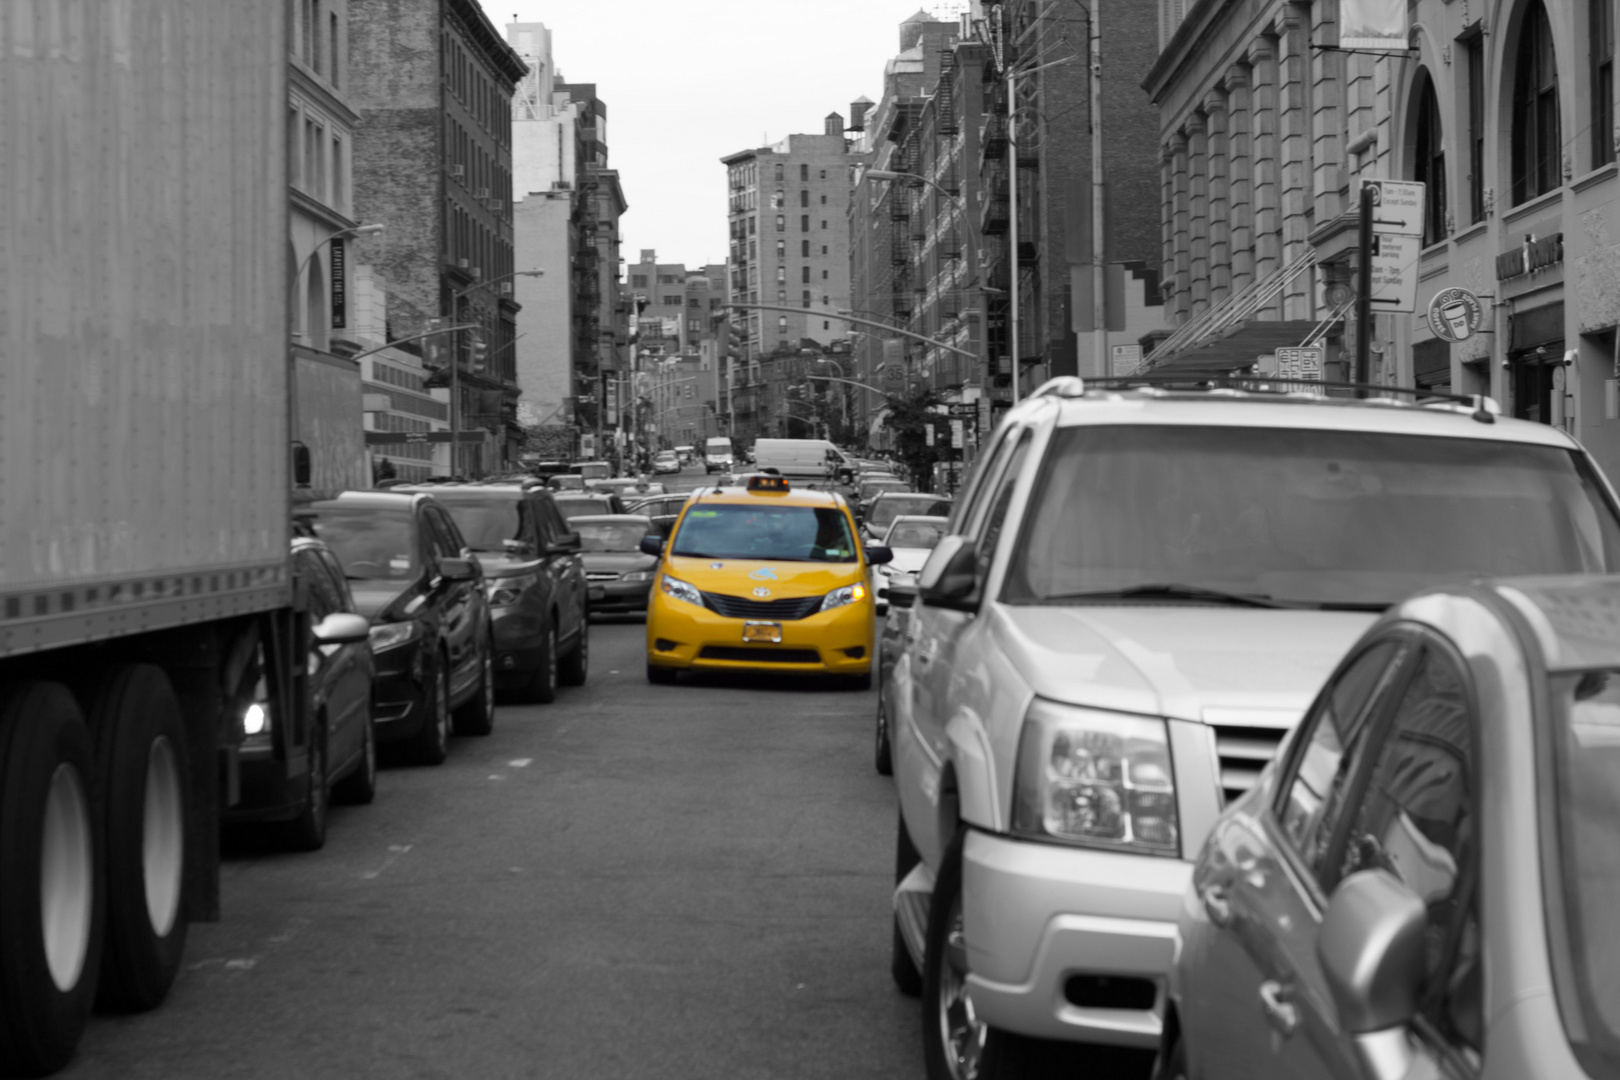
(848, 672), (873, 692)
(646, 663), (677, 686)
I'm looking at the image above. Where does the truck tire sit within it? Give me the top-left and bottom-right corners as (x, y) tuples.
(409, 658), (452, 766)
(89, 665), (189, 1013)
(283, 726), (328, 852)
(453, 630), (496, 736)
(0, 681), (103, 1077)
(558, 625), (589, 687)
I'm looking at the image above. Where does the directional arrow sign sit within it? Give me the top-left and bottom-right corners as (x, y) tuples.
(1362, 179), (1425, 238)
(1367, 232), (1420, 312)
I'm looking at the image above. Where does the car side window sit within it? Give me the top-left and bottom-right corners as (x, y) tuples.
(1335, 646), (1481, 1053)
(425, 508), (463, 559)
(295, 550), (337, 620)
(1276, 640), (1404, 882)
(949, 426), (1011, 532)
(975, 430), (1034, 579)
(540, 501), (572, 550)
(314, 549), (357, 612)
(958, 426), (1024, 540)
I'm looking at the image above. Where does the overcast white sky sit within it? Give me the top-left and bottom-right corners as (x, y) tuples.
(476, 0), (971, 270)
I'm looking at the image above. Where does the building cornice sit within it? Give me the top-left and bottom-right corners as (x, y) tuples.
(288, 62), (361, 128)
(446, 0), (528, 85)
(289, 187), (357, 232)
(1143, 0), (1246, 102)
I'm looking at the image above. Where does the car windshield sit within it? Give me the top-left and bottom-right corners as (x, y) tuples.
(556, 498), (613, 521)
(671, 504), (857, 562)
(886, 519), (947, 549)
(868, 495), (951, 530)
(429, 494), (532, 553)
(575, 519), (651, 553)
(1551, 670), (1620, 1074)
(309, 508), (418, 579)
(1004, 425), (1620, 608)
(860, 481), (908, 499)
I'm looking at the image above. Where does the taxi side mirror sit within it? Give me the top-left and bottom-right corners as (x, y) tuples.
(639, 535), (664, 557)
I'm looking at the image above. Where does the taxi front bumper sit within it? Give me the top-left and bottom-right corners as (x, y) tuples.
(646, 592), (873, 674)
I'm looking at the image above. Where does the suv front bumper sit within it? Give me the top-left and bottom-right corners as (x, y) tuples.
(961, 829), (1188, 1049)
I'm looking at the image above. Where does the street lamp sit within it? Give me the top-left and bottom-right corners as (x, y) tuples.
(442, 267), (544, 477)
(293, 223), (384, 342)
(812, 357), (849, 435)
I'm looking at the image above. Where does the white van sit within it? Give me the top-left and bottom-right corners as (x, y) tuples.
(703, 436), (734, 474)
(752, 438), (856, 481)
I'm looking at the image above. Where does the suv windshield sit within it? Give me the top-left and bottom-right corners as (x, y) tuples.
(575, 519), (650, 552)
(1552, 670), (1620, 1075)
(309, 508), (418, 579)
(672, 504), (856, 562)
(1004, 426), (1620, 608)
(427, 493), (534, 554)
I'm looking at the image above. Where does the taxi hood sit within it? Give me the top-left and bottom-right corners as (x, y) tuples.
(993, 605), (1377, 723)
(664, 555), (860, 596)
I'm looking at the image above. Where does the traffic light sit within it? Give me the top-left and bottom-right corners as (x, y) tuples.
(727, 321), (744, 358)
(470, 336), (488, 373)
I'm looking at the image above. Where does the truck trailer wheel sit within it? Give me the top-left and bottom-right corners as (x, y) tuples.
(89, 665), (189, 1012)
(0, 681), (104, 1077)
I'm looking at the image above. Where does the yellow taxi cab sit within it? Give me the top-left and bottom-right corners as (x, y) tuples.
(642, 472), (893, 687)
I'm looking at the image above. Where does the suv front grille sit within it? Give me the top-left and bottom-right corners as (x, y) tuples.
(701, 591), (822, 621)
(1211, 724), (1288, 803)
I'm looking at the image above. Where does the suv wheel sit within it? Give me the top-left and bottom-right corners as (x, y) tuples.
(409, 659), (451, 766)
(558, 625), (589, 687)
(452, 633), (495, 736)
(520, 625), (558, 704)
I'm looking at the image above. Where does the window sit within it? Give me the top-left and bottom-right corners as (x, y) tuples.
(801, 215), (810, 232)
(975, 430), (1035, 578)
(821, 220), (828, 229)
(778, 315), (788, 330)
(748, 216), (756, 235)
(1466, 33), (1486, 223)
(800, 189), (809, 207)
(1595, 0), (1616, 167)
(663, 295), (681, 307)
(822, 270), (829, 280)
(801, 266), (810, 283)
(329, 11), (339, 85)
(800, 163), (809, 181)
(631, 275), (647, 288)
(801, 240), (810, 257)
(775, 163), (784, 181)
(331, 136), (343, 211)
(822, 246), (828, 255)
(776, 215), (785, 232)
(1512, 0), (1563, 204)
(820, 169), (827, 179)
(802, 290), (812, 308)
(778, 290), (787, 303)
(772, 190), (784, 209)
(821, 194), (828, 205)
(776, 240), (785, 257)
(1413, 75), (1447, 245)
(776, 266), (786, 283)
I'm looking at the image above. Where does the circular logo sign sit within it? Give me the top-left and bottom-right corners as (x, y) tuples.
(1426, 287), (1484, 343)
(752, 587), (772, 598)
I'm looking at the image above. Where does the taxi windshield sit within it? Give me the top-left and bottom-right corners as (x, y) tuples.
(671, 504), (856, 562)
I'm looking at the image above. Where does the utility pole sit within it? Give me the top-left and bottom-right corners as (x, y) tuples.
(1090, 0), (1108, 376)
(1007, 63), (1020, 403)
(1355, 183), (1374, 391)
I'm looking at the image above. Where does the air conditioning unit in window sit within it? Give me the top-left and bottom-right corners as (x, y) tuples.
(500, 283), (513, 296)
(477, 187), (490, 199)
(458, 258), (470, 269)
(472, 267), (482, 280)
(486, 199), (503, 211)
(450, 164), (464, 178)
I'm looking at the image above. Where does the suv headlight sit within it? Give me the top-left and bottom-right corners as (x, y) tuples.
(369, 620), (420, 652)
(1011, 700), (1178, 857)
(820, 582), (868, 612)
(486, 572), (539, 606)
(622, 570), (654, 583)
(659, 574), (703, 607)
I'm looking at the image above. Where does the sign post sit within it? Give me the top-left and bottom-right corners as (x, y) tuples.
(1357, 178), (1425, 387)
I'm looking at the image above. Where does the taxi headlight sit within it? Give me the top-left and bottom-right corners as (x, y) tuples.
(369, 621), (420, 653)
(1010, 699), (1178, 857)
(486, 573), (539, 607)
(622, 570), (654, 583)
(820, 582), (868, 612)
(660, 574), (704, 607)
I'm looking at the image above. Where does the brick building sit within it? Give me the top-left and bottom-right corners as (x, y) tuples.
(349, 0), (527, 475)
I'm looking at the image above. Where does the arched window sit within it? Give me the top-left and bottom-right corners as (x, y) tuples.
(1512, 0), (1562, 204)
(1412, 75), (1448, 245)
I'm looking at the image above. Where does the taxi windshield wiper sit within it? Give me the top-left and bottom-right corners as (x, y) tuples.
(1039, 584), (1290, 609)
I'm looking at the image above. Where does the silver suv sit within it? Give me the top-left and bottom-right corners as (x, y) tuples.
(889, 377), (1620, 1079)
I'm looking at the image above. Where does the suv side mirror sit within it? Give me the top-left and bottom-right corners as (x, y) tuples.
(886, 579), (919, 609)
(1318, 870), (1429, 1080)
(437, 556), (478, 582)
(312, 612), (371, 645)
(917, 535), (979, 610)
(502, 538), (536, 558)
(639, 535), (664, 557)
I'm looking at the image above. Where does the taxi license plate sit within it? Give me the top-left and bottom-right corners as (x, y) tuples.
(742, 621), (783, 644)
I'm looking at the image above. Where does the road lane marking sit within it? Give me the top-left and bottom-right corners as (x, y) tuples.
(359, 843), (412, 880)
(508, 758), (532, 768)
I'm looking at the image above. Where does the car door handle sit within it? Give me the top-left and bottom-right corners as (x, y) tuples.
(1258, 980), (1298, 1037)
(1200, 883), (1232, 927)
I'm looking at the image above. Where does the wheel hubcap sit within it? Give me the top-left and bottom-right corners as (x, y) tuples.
(41, 763), (94, 991)
(938, 904), (986, 1080)
(143, 736), (184, 938)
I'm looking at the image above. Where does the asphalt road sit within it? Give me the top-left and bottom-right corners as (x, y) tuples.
(59, 470), (921, 1080)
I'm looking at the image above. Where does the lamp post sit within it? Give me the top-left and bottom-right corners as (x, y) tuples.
(293, 223), (384, 342)
(442, 267), (544, 477)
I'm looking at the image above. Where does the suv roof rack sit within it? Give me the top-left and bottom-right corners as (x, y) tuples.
(1070, 373), (1500, 424)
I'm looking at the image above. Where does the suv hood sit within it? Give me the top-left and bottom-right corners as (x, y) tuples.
(665, 555), (859, 596)
(995, 605), (1377, 723)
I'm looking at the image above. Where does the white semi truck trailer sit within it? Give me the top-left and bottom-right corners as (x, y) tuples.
(0, 3), (302, 1073)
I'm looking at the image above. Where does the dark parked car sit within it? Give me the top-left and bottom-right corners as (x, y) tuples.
(858, 491), (952, 543)
(228, 535), (377, 849)
(394, 481), (589, 703)
(304, 491), (495, 765)
(625, 492), (693, 538)
(573, 514), (659, 614)
(852, 478), (911, 521)
(555, 491), (628, 520)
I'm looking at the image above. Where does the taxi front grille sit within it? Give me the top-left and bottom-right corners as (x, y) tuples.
(701, 591), (822, 621)
(1212, 724), (1287, 804)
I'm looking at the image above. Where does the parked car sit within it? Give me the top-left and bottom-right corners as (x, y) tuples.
(555, 491), (628, 520)
(870, 515), (948, 614)
(852, 477), (910, 522)
(675, 444), (696, 466)
(1163, 574), (1620, 1080)
(861, 493), (953, 544)
(566, 460), (612, 482)
(393, 481), (589, 704)
(653, 449), (682, 475)
(874, 578), (919, 777)
(303, 491), (495, 765)
(753, 437), (855, 481)
(890, 377), (1620, 1080)
(228, 535), (376, 849)
(574, 514), (659, 614)
(547, 474), (587, 492)
(590, 477), (667, 499)
(627, 492), (694, 535)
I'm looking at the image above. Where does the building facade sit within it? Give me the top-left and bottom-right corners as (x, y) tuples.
(349, 0), (526, 475)
(288, 0), (368, 498)
(1145, 0), (1620, 474)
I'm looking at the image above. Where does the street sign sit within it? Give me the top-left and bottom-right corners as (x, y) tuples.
(976, 397), (992, 439)
(364, 431), (485, 444)
(1275, 346), (1325, 384)
(1110, 344), (1142, 376)
(1425, 287), (1484, 343)
(950, 419), (964, 449)
(1362, 179), (1425, 237)
(1367, 232), (1420, 312)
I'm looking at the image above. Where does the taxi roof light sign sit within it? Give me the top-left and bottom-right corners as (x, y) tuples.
(747, 473), (791, 493)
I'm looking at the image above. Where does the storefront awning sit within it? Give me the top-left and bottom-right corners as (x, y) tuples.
(1148, 319), (1324, 371)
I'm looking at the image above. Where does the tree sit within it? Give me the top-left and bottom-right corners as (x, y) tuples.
(880, 386), (943, 493)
